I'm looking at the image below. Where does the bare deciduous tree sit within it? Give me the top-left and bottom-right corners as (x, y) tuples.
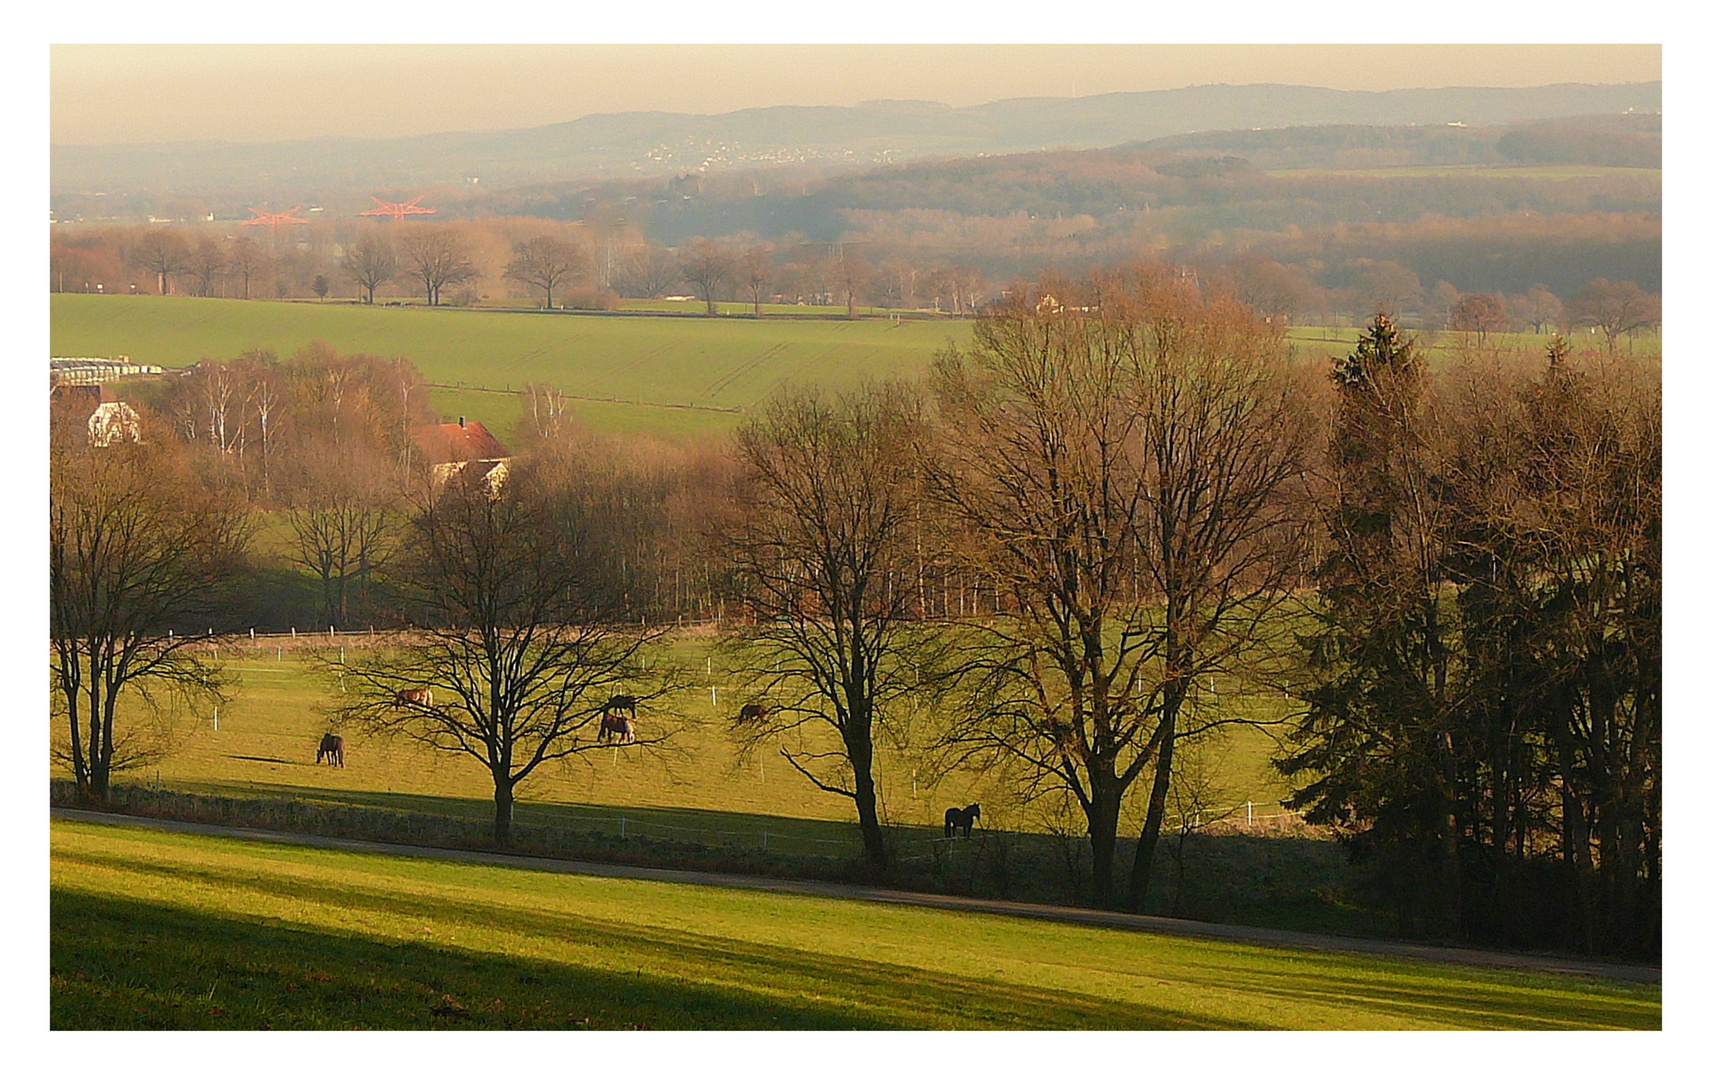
(614, 245), (679, 300)
(928, 272), (1310, 909)
(1449, 293), (1508, 344)
(740, 244), (774, 317)
(286, 442), (402, 629)
(1566, 278), (1661, 355)
(721, 382), (942, 865)
(227, 237), (268, 301)
(400, 227), (478, 307)
(188, 238), (226, 297)
(50, 420), (251, 803)
(678, 238), (733, 315)
(1507, 284), (1563, 334)
(342, 234), (398, 305)
(504, 234), (585, 310)
(130, 229), (189, 296)
(335, 463), (675, 845)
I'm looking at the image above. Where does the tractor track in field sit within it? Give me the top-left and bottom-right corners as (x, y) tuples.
(51, 807), (1660, 985)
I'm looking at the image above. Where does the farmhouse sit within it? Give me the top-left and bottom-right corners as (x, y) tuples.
(413, 416), (511, 492)
(87, 401), (142, 446)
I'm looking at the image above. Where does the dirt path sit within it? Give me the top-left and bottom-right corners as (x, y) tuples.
(52, 807), (1661, 985)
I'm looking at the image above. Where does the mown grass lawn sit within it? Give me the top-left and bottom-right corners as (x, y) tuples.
(50, 820), (1660, 1030)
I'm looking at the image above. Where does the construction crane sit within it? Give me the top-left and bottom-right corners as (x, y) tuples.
(360, 195), (437, 221)
(243, 206), (309, 228)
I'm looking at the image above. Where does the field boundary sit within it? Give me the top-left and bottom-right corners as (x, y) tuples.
(52, 807), (1661, 985)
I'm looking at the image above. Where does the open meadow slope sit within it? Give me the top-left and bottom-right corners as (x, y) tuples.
(50, 294), (974, 440)
(70, 642), (1291, 850)
(50, 819), (1661, 1030)
(51, 295), (1654, 442)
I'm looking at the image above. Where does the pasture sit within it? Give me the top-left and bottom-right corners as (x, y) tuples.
(52, 294), (1652, 444)
(50, 819), (1661, 1029)
(84, 634), (1294, 855)
(50, 294), (974, 441)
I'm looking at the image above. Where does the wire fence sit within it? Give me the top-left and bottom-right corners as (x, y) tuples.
(513, 809), (859, 854)
(505, 798), (1307, 859)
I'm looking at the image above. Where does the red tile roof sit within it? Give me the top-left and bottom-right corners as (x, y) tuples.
(413, 418), (509, 465)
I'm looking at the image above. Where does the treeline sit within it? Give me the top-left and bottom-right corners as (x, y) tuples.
(50, 117), (1661, 311)
(49, 266), (1660, 957)
(49, 214), (1662, 356)
(1282, 318), (1660, 958)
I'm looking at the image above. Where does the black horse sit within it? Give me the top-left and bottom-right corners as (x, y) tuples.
(944, 803), (981, 839)
(316, 733), (344, 767)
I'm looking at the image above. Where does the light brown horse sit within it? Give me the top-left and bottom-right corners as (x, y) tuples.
(598, 714), (636, 744)
(599, 695), (638, 744)
(394, 687), (434, 708)
(316, 733), (345, 767)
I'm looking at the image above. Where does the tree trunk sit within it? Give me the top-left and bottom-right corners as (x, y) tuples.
(849, 730), (885, 866)
(1129, 696), (1178, 912)
(493, 774), (515, 848)
(1085, 768), (1124, 908)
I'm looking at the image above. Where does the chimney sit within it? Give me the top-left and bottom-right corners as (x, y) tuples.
(458, 416), (466, 428)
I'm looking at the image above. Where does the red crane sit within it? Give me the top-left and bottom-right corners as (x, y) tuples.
(243, 206), (309, 227)
(360, 195), (437, 221)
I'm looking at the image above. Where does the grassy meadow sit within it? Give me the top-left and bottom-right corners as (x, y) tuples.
(73, 633), (1294, 855)
(50, 294), (975, 441)
(50, 819), (1661, 1030)
(51, 294), (1646, 446)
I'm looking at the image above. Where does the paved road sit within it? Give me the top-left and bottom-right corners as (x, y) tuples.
(52, 807), (1661, 985)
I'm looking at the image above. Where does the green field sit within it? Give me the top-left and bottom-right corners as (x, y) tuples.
(72, 638), (1292, 853)
(52, 295), (1655, 444)
(50, 819), (1659, 1029)
(50, 294), (974, 441)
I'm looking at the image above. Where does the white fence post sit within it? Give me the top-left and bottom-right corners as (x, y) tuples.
(1247, 801), (1253, 826)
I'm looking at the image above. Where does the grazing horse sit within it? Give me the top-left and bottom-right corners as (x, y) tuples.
(736, 703), (769, 725)
(599, 694), (639, 744)
(316, 733), (345, 767)
(944, 803), (981, 839)
(598, 713), (636, 744)
(394, 687), (433, 708)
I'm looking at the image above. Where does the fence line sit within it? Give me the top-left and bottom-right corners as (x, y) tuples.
(512, 798), (1304, 859)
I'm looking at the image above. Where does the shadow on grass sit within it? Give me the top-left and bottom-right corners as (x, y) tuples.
(55, 842), (1658, 1030)
(50, 887), (1220, 1031)
(58, 779), (1389, 937)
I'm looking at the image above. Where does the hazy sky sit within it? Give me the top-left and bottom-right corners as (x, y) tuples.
(51, 44), (1662, 147)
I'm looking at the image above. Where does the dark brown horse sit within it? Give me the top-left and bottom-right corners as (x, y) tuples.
(736, 703), (769, 724)
(316, 733), (345, 767)
(944, 803), (980, 839)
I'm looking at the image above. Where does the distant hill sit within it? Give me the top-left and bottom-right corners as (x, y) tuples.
(52, 81), (1661, 208)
